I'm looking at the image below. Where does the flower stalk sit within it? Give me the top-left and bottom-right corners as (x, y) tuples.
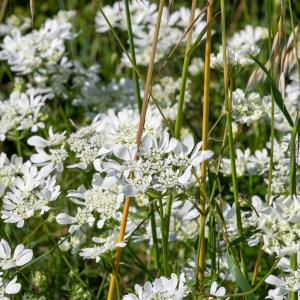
(124, 0), (142, 113)
(220, 0), (248, 279)
(107, 0), (165, 298)
(197, 0), (213, 284)
(174, 0), (198, 139)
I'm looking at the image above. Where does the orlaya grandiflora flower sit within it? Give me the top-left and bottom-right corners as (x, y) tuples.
(0, 11), (75, 75)
(220, 148), (251, 177)
(67, 115), (106, 170)
(0, 272), (21, 300)
(209, 281), (228, 299)
(123, 273), (189, 300)
(210, 44), (260, 70)
(0, 239), (33, 270)
(231, 89), (270, 125)
(98, 106), (162, 154)
(28, 127), (68, 177)
(56, 174), (126, 233)
(97, 131), (213, 194)
(0, 88), (51, 141)
(79, 231), (126, 263)
(265, 271), (300, 298)
(257, 195), (300, 256)
(95, 0), (206, 67)
(1, 162), (60, 228)
(28, 127), (66, 149)
(0, 153), (23, 196)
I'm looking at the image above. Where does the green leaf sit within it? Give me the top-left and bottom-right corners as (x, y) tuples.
(229, 229), (260, 248)
(188, 23), (209, 56)
(251, 55), (294, 128)
(226, 251), (257, 300)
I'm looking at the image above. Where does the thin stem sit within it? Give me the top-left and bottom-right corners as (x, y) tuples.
(266, 1), (275, 206)
(287, 0), (300, 86)
(251, 238), (263, 285)
(124, 0), (142, 112)
(197, 0), (213, 285)
(0, 0), (8, 23)
(158, 197), (168, 276)
(220, 0), (247, 279)
(150, 202), (160, 270)
(174, 0), (198, 139)
(165, 193), (173, 258)
(107, 0), (165, 298)
(289, 117), (299, 300)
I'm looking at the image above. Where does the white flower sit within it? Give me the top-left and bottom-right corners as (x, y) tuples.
(56, 174), (125, 232)
(95, 1), (206, 67)
(100, 106), (162, 153)
(220, 148), (250, 177)
(30, 146), (68, 177)
(28, 127), (66, 149)
(255, 195), (300, 256)
(80, 231), (126, 263)
(1, 162), (60, 227)
(0, 88), (50, 141)
(231, 89), (270, 125)
(0, 15), (31, 36)
(209, 281), (227, 299)
(123, 273), (189, 300)
(265, 271), (300, 297)
(228, 25), (268, 49)
(0, 11), (75, 74)
(211, 45), (260, 69)
(0, 153), (23, 196)
(0, 239), (33, 270)
(0, 273), (21, 299)
(68, 116), (105, 169)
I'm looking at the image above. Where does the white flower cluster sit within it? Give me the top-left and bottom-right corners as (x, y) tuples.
(0, 11), (75, 74)
(211, 25), (267, 69)
(231, 89), (271, 125)
(266, 270), (300, 299)
(0, 239), (33, 299)
(220, 134), (299, 196)
(0, 88), (51, 141)
(0, 15), (31, 36)
(95, 0), (206, 66)
(123, 273), (189, 300)
(1, 158), (60, 228)
(28, 126), (67, 177)
(225, 195), (300, 256)
(56, 174), (124, 233)
(67, 106), (161, 170)
(99, 131), (213, 194)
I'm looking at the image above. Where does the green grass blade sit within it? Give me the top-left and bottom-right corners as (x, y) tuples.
(251, 55), (294, 127)
(226, 251), (257, 300)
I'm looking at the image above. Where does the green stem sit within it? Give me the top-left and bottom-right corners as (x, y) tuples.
(220, 0), (247, 279)
(289, 117), (299, 300)
(287, 0), (300, 86)
(290, 253), (298, 300)
(150, 202), (160, 271)
(174, 0), (198, 139)
(124, 0), (142, 112)
(158, 198), (168, 276)
(266, 1), (275, 206)
(15, 134), (22, 157)
(165, 193), (173, 255)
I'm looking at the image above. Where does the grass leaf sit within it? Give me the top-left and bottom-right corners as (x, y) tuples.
(226, 251), (257, 300)
(251, 55), (294, 127)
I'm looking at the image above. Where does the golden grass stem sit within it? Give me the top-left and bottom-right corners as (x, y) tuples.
(197, 0), (213, 284)
(107, 0), (165, 298)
